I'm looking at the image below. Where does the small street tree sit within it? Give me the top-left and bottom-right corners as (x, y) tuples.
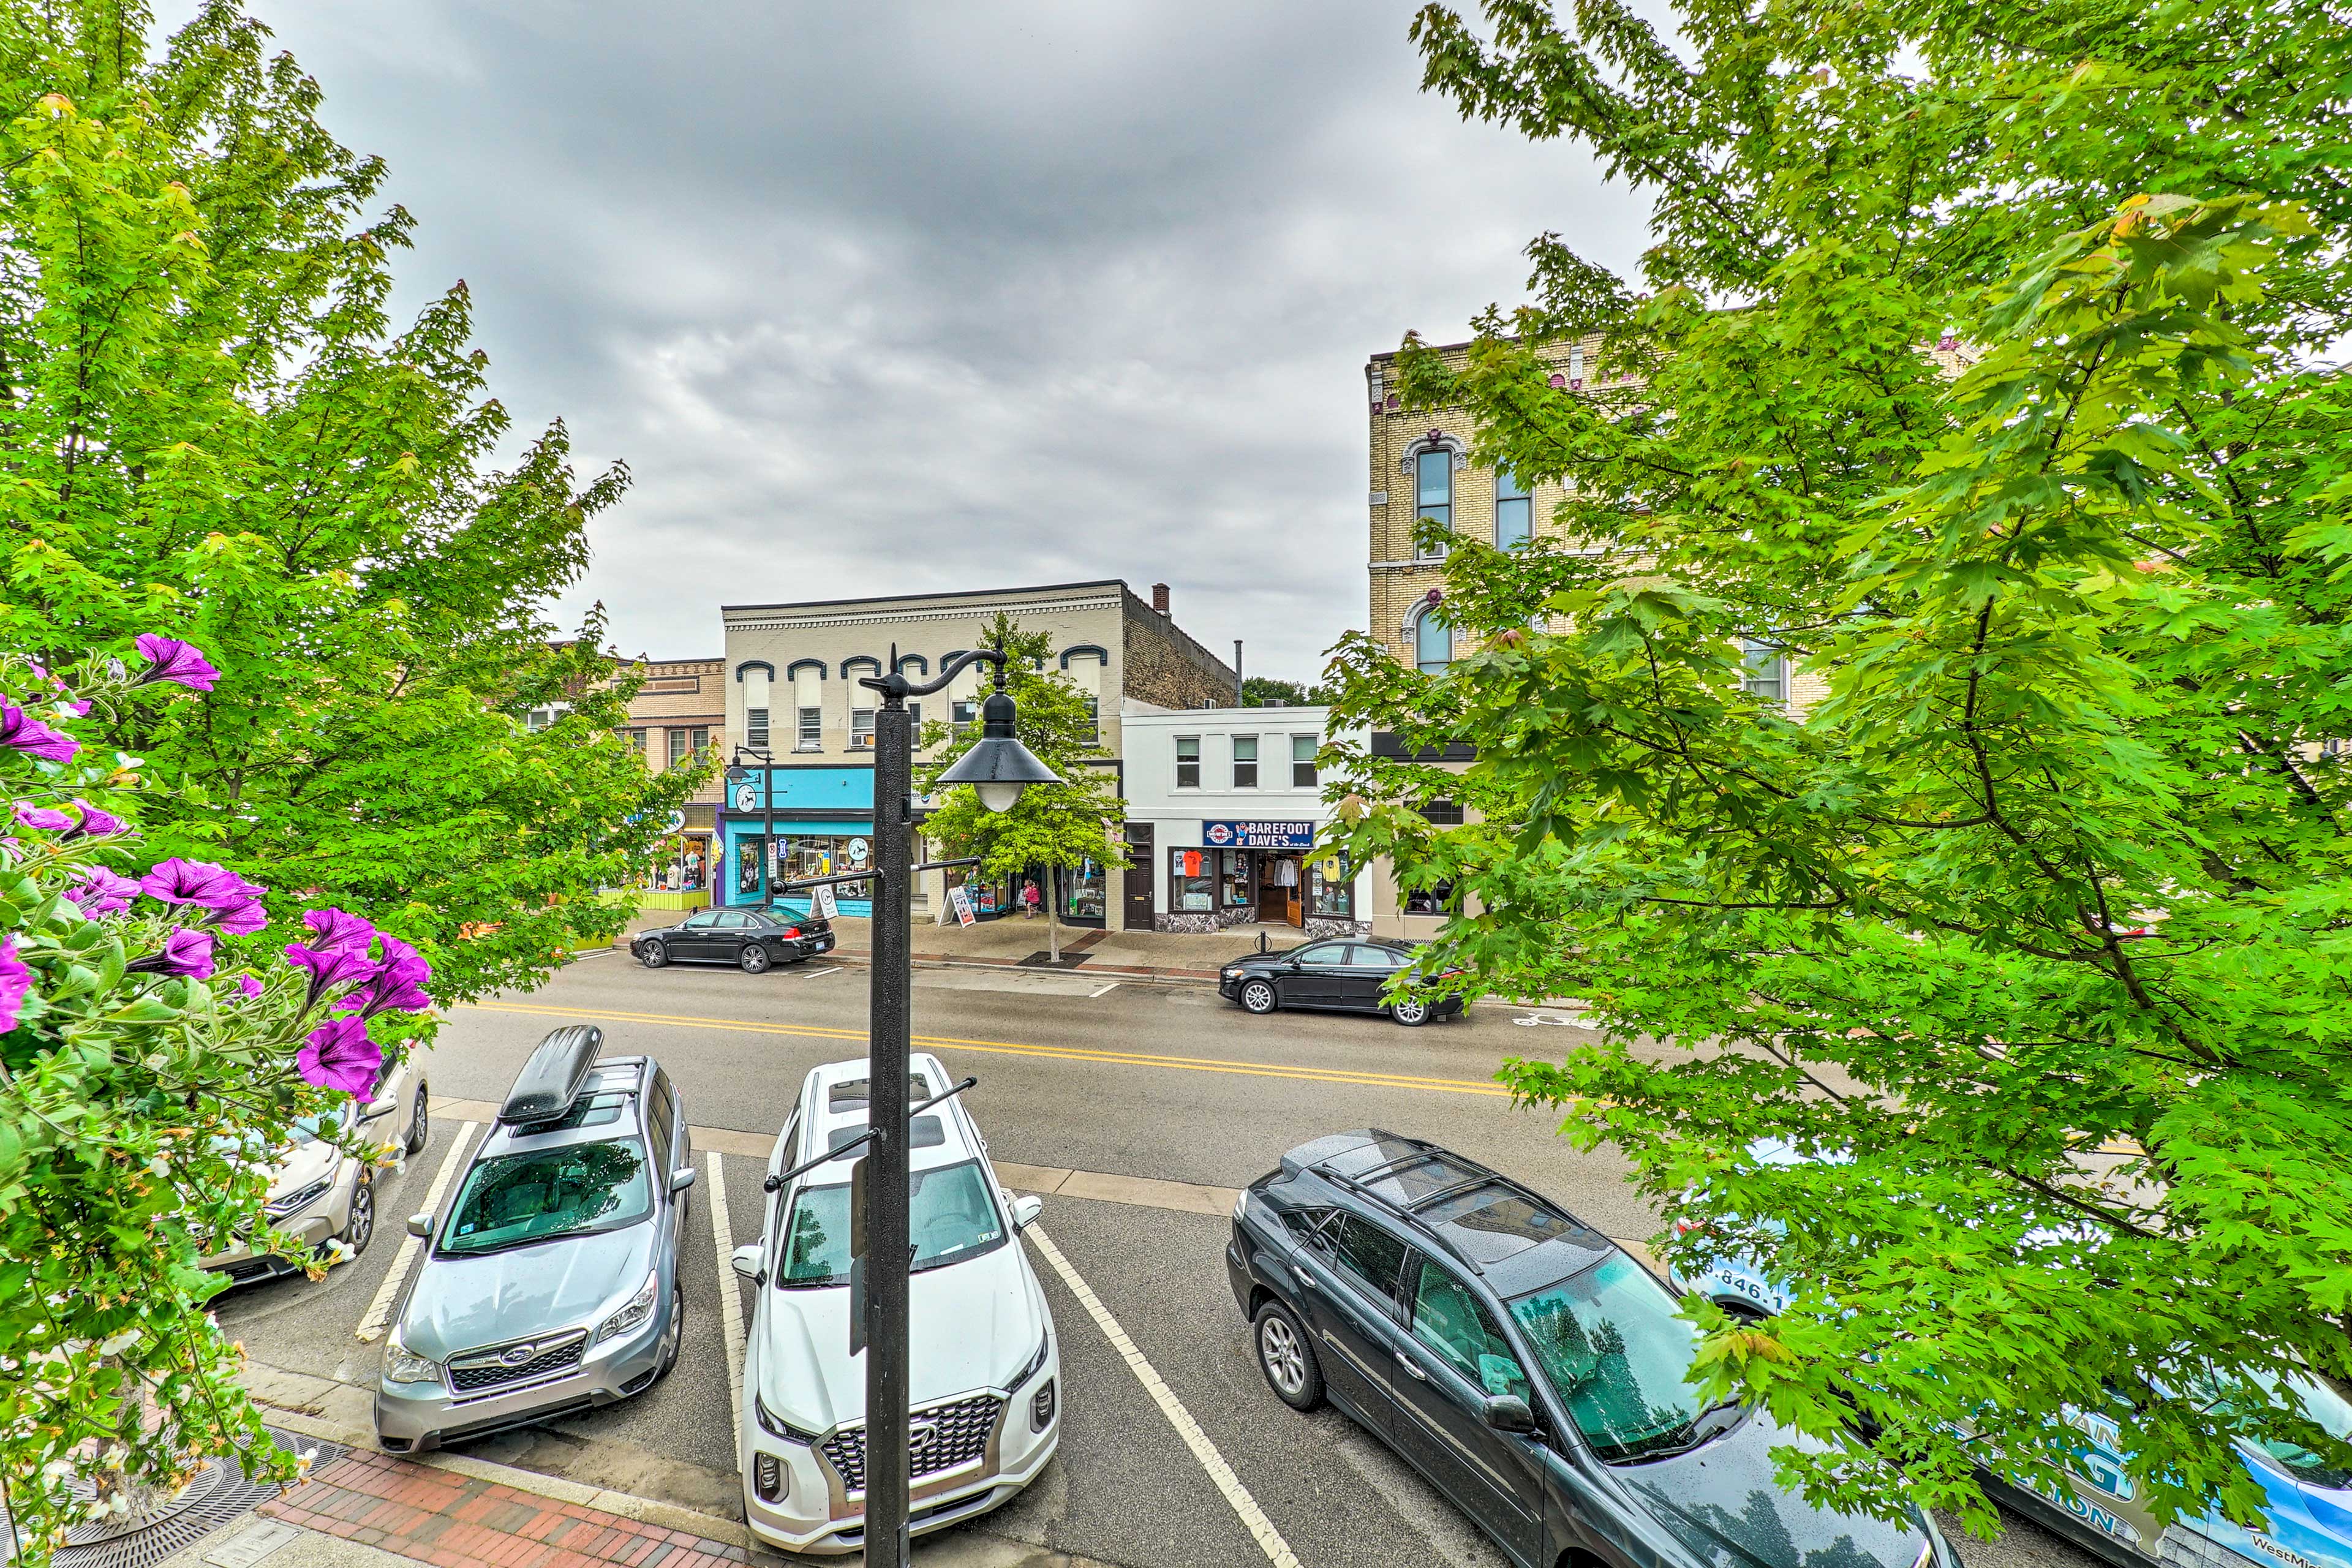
(1319, 0), (2352, 1538)
(918, 614), (1125, 962)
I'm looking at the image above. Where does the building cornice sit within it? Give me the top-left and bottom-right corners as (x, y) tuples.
(726, 594), (1122, 634)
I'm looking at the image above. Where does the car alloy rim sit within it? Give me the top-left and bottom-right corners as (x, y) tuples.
(1397, 1000), (1425, 1022)
(1261, 1316), (1303, 1394)
(1245, 981), (1272, 1010)
(349, 1183), (373, 1248)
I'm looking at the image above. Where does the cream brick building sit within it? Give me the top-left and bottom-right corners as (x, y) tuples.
(615, 656), (726, 902)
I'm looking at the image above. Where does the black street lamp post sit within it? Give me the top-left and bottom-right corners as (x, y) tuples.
(722, 744), (775, 907)
(835, 644), (1055, 1567)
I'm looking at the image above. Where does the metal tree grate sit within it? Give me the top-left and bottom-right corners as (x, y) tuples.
(49, 1428), (342, 1568)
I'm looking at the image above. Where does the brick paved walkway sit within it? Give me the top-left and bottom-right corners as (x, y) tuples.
(260, 1449), (747, 1568)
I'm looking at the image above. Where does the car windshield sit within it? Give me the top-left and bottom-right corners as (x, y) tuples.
(1509, 1253), (1718, 1463)
(2204, 1370), (2352, 1490)
(777, 1159), (1003, 1287)
(440, 1138), (652, 1256)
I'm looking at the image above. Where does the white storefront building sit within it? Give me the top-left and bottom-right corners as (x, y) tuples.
(1119, 702), (1371, 938)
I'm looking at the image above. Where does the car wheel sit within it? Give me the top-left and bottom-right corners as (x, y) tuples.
(639, 940), (667, 970)
(1238, 978), (1278, 1015)
(1254, 1300), (1324, 1411)
(739, 944), (772, 974)
(336, 1169), (376, 1259)
(1390, 997), (1432, 1027)
(655, 1284), (685, 1378)
(404, 1084), (429, 1155)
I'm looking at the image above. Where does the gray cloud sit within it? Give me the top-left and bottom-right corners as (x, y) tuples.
(182, 0), (1650, 682)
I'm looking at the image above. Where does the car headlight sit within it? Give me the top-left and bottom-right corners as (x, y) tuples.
(383, 1332), (442, 1385)
(1221, 968), (1243, 980)
(755, 1393), (821, 1443)
(1006, 1329), (1049, 1392)
(594, 1270), (660, 1344)
(266, 1174), (336, 1219)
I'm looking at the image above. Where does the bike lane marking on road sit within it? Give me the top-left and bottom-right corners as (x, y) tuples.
(462, 1000), (1512, 1098)
(707, 1151), (747, 1474)
(1026, 1224), (1303, 1568)
(355, 1121), (479, 1344)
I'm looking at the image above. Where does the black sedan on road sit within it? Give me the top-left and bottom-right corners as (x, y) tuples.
(632, 907), (834, 974)
(1218, 938), (1464, 1026)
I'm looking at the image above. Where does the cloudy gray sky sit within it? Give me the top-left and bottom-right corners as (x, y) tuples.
(198, 1), (1649, 684)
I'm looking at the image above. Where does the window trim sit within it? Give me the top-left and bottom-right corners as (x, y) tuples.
(745, 707), (771, 752)
(796, 706), (823, 752)
(1231, 734), (1258, 790)
(1291, 734), (1317, 790)
(1415, 449), (1453, 557)
(1174, 736), (1202, 791)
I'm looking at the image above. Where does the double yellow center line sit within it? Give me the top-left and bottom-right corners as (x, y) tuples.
(464, 999), (1513, 1098)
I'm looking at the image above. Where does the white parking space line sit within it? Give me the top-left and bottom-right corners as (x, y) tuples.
(1087, 982), (1119, 998)
(708, 1151), (747, 1473)
(1027, 1226), (1302, 1568)
(356, 1121), (479, 1344)
(795, 967), (842, 981)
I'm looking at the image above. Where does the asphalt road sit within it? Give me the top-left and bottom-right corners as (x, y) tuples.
(214, 949), (2097, 1568)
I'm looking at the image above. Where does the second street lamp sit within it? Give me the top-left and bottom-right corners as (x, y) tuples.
(842, 642), (1054, 1568)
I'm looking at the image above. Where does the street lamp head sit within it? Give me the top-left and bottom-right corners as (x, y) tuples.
(725, 764), (747, 785)
(936, 685), (1060, 813)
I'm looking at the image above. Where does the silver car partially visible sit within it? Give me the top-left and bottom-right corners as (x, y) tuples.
(373, 1026), (694, 1453)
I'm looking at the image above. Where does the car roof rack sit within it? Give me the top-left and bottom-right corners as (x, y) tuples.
(1311, 1129), (1604, 1278)
(499, 1025), (603, 1125)
(1310, 1156), (1487, 1277)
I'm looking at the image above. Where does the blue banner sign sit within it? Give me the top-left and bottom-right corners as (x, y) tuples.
(1202, 820), (1317, 850)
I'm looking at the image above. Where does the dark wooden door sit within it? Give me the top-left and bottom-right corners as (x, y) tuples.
(1123, 824), (1156, 930)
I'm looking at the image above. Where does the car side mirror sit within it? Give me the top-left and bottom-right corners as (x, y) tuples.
(730, 1244), (764, 1283)
(1011, 1194), (1044, 1231)
(363, 1095), (399, 1120)
(671, 1167), (699, 1193)
(1482, 1395), (1539, 1435)
(406, 1213), (432, 1240)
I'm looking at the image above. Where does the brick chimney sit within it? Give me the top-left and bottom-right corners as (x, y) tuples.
(1151, 582), (1170, 616)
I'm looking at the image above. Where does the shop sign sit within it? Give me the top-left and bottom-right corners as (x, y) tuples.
(949, 884), (976, 927)
(813, 883), (839, 919)
(732, 782), (760, 812)
(848, 837), (869, 865)
(1202, 820), (1316, 850)
(661, 809), (687, 833)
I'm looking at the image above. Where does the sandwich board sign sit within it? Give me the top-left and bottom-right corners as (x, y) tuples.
(948, 884), (976, 927)
(813, 881), (839, 920)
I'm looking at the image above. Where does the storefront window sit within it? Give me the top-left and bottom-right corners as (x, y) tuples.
(1169, 847), (1215, 913)
(1401, 878), (1456, 917)
(1060, 860), (1107, 921)
(737, 837), (768, 897)
(1219, 851), (1254, 909)
(1310, 856), (1352, 919)
(631, 838), (710, 892)
(778, 834), (872, 901)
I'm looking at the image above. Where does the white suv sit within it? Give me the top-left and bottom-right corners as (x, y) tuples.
(730, 1054), (1060, 1556)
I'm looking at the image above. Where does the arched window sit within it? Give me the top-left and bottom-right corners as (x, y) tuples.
(1413, 607), (1452, 675)
(1495, 469), (1531, 550)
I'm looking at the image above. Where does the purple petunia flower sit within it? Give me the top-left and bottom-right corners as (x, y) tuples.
(211, 897), (270, 936)
(134, 635), (221, 693)
(12, 800), (71, 832)
(141, 858), (254, 911)
(0, 937), (29, 1033)
(127, 926), (216, 979)
(235, 974), (263, 1001)
(0, 703), (77, 764)
(297, 1016), (382, 1098)
(301, 907), (377, 954)
(67, 867), (140, 916)
(62, 800), (128, 840)
(283, 939), (379, 1000)
(338, 935), (433, 1019)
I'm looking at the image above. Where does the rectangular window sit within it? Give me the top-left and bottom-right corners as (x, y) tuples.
(1309, 855), (1351, 919)
(1292, 735), (1317, 788)
(1083, 693), (1099, 745)
(626, 728), (647, 754)
(797, 706), (822, 751)
(665, 728), (688, 767)
(908, 702), (922, 745)
(1741, 640), (1787, 704)
(951, 699), (976, 741)
(746, 707), (770, 751)
(1169, 847), (1215, 913)
(1220, 850), (1254, 909)
(1496, 469), (1532, 550)
(1232, 736), (1257, 789)
(850, 707), (875, 750)
(1175, 736), (1200, 790)
(1420, 799), (1465, 826)
(1416, 449), (1452, 555)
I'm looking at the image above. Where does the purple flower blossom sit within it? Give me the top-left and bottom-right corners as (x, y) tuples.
(141, 858), (254, 912)
(0, 703), (76, 764)
(67, 867), (140, 915)
(235, 974), (263, 1001)
(127, 926), (216, 979)
(12, 800), (71, 832)
(134, 635), (221, 693)
(301, 907), (377, 954)
(338, 935), (433, 1019)
(62, 800), (128, 840)
(0, 937), (29, 1033)
(283, 940), (378, 1001)
(297, 1016), (382, 1098)
(211, 897), (270, 936)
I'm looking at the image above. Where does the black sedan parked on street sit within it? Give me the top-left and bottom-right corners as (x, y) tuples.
(632, 907), (834, 974)
(1228, 1131), (1959, 1568)
(1218, 938), (1464, 1026)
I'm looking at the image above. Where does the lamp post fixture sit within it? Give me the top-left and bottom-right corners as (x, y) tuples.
(851, 643), (1056, 1568)
(722, 744), (776, 908)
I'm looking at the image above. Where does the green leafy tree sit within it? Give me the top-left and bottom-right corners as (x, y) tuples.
(918, 614), (1125, 962)
(1321, 0), (2352, 1537)
(0, 1), (701, 1009)
(1241, 676), (1332, 708)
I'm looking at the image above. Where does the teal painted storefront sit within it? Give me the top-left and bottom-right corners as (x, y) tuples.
(717, 765), (876, 919)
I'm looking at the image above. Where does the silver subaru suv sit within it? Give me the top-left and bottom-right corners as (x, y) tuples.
(374, 1026), (695, 1453)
